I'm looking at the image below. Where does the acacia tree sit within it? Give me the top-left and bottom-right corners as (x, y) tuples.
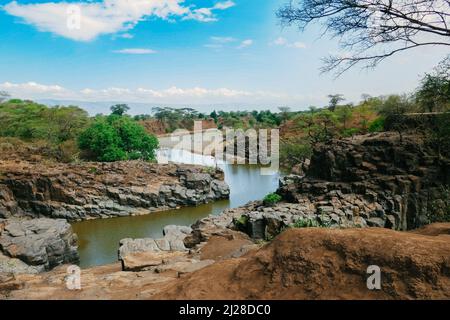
(110, 104), (130, 116)
(328, 94), (345, 111)
(278, 0), (450, 75)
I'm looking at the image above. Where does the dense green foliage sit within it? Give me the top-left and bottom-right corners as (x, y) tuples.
(78, 114), (159, 162)
(0, 99), (89, 143)
(0, 100), (159, 163)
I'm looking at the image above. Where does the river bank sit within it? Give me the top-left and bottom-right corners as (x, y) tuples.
(1, 132), (449, 299)
(2, 222), (450, 300)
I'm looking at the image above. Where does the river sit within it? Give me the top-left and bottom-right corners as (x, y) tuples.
(72, 148), (281, 268)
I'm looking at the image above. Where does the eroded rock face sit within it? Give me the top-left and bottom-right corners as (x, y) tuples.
(277, 133), (450, 231)
(0, 161), (230, 221)
(0, 218), (79, 273)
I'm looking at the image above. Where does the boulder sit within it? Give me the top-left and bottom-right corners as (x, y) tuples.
(121, 251), (185, 272)
(0, 218), (79, 272)
(118, 224), (193, 270)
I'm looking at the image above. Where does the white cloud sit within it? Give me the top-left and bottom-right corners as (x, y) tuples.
(0, 81), (70, 98)
(118, 33), (134, 39)
(3, 0), (235, 41)
(272, 37), (287, 46)
(213, 1), (236, 10)
(271, 37), (307, 49)
(290, 41), (306, 49)
(203, 43), (224, 49)
(237, 39), (253, 49)
(210, 36), (236, 43)
(0, 81), (307, 105)
(204, 36), (247, 50)
(113, 48), (157, 54)
(183, 1), (236, 22)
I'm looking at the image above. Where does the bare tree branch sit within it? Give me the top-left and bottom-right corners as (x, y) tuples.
(277, 0), (450, 76)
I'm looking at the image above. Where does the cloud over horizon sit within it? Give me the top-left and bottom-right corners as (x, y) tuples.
(3, 0), (236, 41)
(0, 81), (311, 106)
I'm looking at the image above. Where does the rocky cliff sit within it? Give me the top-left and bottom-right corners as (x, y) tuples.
(0, 160), (229, 221)
(278, 132), (450, 231)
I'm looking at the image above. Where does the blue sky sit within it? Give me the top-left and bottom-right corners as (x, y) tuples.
(0, 0), (448, 112)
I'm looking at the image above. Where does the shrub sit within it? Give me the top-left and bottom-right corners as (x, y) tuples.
(78, 115), (159, 162)
(263, 193), (282, 206)
(280, 138), (312, 170)
(368, 117), (385, 132)
(56, 139), (79, 163)
(341, 128), (359, 138)
(233, 215), (249, 232)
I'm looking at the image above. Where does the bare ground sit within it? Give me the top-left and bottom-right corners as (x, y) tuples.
(2, 224), (450, 300)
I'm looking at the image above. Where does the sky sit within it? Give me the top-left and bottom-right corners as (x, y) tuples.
(0, 0), (449, 113)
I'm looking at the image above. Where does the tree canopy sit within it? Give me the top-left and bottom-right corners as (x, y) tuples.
(78, 114), (159, 162)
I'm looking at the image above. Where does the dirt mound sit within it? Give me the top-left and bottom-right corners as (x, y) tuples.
(157, 225), (450, 300)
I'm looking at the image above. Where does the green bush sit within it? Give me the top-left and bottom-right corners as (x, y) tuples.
(341, 127), (359, 138)
(368, 117), (385, 132)
(78, 115), (159, 162)
(263, 193), (282, 206)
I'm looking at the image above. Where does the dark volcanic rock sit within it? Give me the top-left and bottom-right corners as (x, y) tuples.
(277, 132), (450, 231)
(0, 161), (230, 221)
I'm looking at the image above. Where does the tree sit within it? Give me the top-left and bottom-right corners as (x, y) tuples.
(110, 104), (130, 116)
(379, 94), (415, 141)
(44, 106), (90, 143)
(278, 106), (292, 123)
(328, 94), (345, 111)
(416, 57), (450, 113)
(0, 91), (10, 103)
(335, 105), (353, 129)
(277, 0), (450, 75)
(280, 137), (313, 169)
(78, 115), (159, 162)
(210, 110), (218, 124)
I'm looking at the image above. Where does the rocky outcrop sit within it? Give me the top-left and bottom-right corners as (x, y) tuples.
(181, 133), (450, 243)
(0, 228), (255, 300)
(4, 223), (449, 300)
(116, 225), (252, 274)
(277, 133), (450, 231)
(158, 224), (450, 300)
(0, 218), (79, 274)
(118, 225), (192, 271)
(0, 160), (229, 221)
